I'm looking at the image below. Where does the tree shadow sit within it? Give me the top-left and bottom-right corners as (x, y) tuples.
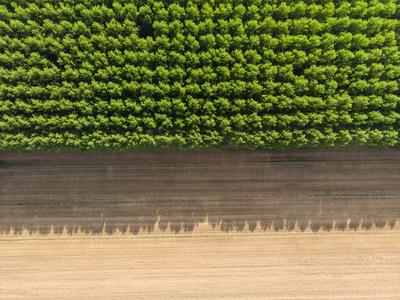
(0, 196), (399, 235)
(0, 149), (399, 235)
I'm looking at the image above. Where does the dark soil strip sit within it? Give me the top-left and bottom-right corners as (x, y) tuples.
(1, 148), (399, 234)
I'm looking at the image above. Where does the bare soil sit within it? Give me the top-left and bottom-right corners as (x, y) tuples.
(0, 149), (399, 299)
(1, 232), (400, 299)
(0, 148), (399, 234)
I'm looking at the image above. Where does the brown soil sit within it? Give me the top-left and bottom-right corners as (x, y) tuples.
(1, 148), (399, 234)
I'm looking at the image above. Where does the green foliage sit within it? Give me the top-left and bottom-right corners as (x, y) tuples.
(0, 0), (399, 150)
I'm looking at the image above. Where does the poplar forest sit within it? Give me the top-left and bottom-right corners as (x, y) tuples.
(0, 0), (399, 149)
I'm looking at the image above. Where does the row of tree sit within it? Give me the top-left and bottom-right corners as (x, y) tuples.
(1, 40), (398, 68)
(1, 1), (398, 24)
(1, 111), (398, 133)
(1, 80), (398, 100)
(1, 95), (398, 115)
(1, 37), (397, 63)
(1, 16), (398, 38)
(0, 128), (397, 150)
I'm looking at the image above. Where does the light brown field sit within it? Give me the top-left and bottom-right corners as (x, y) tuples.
(1, 230), (400, 300)
(0, 149), (399, 299)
